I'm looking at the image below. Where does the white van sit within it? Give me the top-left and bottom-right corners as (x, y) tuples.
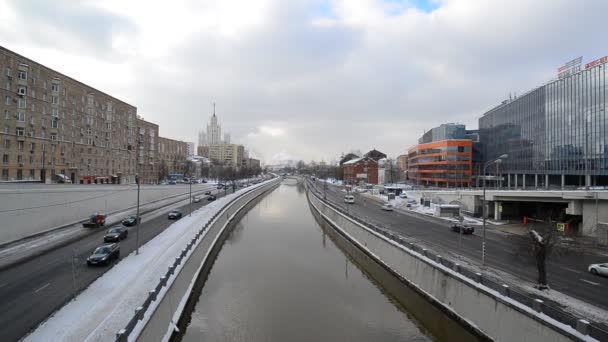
(344, 195), (355, 204)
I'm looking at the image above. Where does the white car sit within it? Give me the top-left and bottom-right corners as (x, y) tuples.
(344, 195), (355, 204)
(193, 196), (201, 203)
(381, 203), (394, 211)
(399, 193), (408, 198)
(588, 263), (608, 276)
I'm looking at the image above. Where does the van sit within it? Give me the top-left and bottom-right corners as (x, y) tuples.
(344, 195), (355, 204)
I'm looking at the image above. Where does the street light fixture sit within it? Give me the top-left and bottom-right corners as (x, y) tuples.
(482, 153), (508, 267)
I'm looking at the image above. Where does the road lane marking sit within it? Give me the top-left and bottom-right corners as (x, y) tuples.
(34, 283), (51, 293)
(559, 266), (581, 274)
(580, 279), (601, 286)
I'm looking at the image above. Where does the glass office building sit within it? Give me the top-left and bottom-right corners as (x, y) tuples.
(479, 59), (608, 187)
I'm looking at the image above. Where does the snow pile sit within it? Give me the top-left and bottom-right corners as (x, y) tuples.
(24, 180), (274, 342)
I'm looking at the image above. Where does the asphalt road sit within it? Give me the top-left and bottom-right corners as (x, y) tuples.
(311, 180), (608, 310)
(0, 184), (238, 342)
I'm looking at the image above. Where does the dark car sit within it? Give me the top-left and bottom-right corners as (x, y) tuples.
(204, 190), (212, 195)
(451, 223), (475, 234)
(217, 184), (224, 189)
(121, 215), (140, 227)
(87, 243), (120, 266)
(104, 226), (128, 242)
(168, 210), (183, 220)
(207, 195), (217, 201)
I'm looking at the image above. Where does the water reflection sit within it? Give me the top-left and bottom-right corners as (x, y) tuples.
(179, 185), (432, 342)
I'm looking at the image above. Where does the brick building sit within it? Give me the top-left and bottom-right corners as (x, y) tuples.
(135, 117), (158, 184)
(1, 46), (137, 184)
(343, 157), (378, 185)
(158, 136), (188, 175)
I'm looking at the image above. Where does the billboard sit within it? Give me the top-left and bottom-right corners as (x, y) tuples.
(585, 56), (608, 69)
(557, 56), (582, 79)
(356, 173), (368, 179)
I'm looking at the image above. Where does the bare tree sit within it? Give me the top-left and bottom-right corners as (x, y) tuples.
(527, 209), (567, 290)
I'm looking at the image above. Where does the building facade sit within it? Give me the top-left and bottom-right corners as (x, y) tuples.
(343, 157), (379, 185)
(197, 145), (209, 158)
(209, 143), (244, 167)
(158, 136), (188, 176)
(1, 47), (137, 184)
(479, 55), (608, 188)
(408, 124), (473, 187)
(207, 112), (221, 145)
(135, 118), (158, 184)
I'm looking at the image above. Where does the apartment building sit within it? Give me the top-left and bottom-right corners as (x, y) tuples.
(0, 46), (137, 184)
(158, 136), (188, 175)
(135, 117), (159, 184)
(208, 143), (244, 167)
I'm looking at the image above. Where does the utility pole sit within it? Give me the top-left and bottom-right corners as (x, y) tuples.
(71, 249), (78, 301)
(135, 174), (140, 255)
(482, 154), (508, 267)
(189, 180), (193, 216)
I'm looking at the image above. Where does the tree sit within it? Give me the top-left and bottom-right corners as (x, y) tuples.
(158, 160), (168, 182)
(527, 209), (568, 290)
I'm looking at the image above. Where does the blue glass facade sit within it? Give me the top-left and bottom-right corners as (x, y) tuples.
(479, 61), (608, 186)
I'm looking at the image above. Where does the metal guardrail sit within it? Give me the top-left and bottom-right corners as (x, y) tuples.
(115, 178), (277, 342)
(306, 180), (608, 341)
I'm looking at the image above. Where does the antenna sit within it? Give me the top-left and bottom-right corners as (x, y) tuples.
(213, 102), (216, 116)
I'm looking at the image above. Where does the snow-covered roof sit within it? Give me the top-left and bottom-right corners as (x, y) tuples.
(343, 157), (363, 165)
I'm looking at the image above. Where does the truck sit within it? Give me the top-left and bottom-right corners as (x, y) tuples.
(83, 213), (106, 228)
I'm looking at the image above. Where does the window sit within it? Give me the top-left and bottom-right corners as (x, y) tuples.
(5, 67), (11, 77)
(17, 155), (22, 163)
(16, 127), (24, 136)
(29, 155), (34, 164)
(17, 98), (26, 108)
(18, 141), (24, 151)
(17, 86), (26, 96)
(3, 140), (9, 148)
(51, 118), (58, 128)
(52, 108), (59, 117)
(87, 138), (93, 145)
(5, 96), (10, 105)
(29, 116), (35, 125)
(5, 81), (11, 91)
(50, 133), (57, 141)
(16, 169), (22, 180)
(29, 169), (35, 178)
(52, 96), (58, 104)
(3, 154), (9, 164)
(18, 71), (27, 80)
(4, 110), (9, 120)
(31, 103), (35, 112)
(51, 83), (59, 92)
(30, 143), (35, 151)
(17, 112), (25, 122)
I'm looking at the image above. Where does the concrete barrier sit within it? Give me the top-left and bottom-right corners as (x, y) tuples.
(307, 187), (595, 342)
(126, 178), (281, 342)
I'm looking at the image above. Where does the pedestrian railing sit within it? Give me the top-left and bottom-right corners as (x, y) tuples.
(306, 180), (608, 342)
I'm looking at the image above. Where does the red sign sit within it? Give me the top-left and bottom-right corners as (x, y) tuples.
(585, 56), (608, 69)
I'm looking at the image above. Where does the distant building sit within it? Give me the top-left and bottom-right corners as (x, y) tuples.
(158, 137), (188, 175)
(343, 157), (378, 185)
(223, 132), (231, 144)
(244, 157), (260, 169)
(187, 142), (195, 156)
(197, 145), (209, 158)
(339, 153), (359, 166)
(197, 130), (207, 147)
(207, 106), (222, 145)
(364, 149), (387, 162)
(408, 123), (473, 187)
(209, 143), (244, 167)
(135, 118), (159, 184)
(396, 154), (408, 171)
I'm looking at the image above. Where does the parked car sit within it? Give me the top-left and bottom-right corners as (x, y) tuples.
(87, 243), (120, 266)
(399, 193), (408, 198)
(217, 184), (224, 189)
(451, 223), (475, 234)
(168, 180), (177, 185)
(588, 263), (608, 276)
(104, 226), (129, 242)
(121, 215), (140, 227)
(204, 190), (212, 195)
(168, 210), (183, 220)
(193, 196), (201, 203)
(208, 195), (217, 201)
(381, 203), (394, 211)
(344, 195), (355, 204)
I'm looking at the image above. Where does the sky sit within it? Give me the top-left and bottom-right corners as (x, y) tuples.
(1, 0), (607, 164)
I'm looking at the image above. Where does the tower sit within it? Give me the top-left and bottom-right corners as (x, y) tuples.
(207, 103), (222, 145)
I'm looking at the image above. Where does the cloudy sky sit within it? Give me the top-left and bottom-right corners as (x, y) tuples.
(1, 0), (606, 163)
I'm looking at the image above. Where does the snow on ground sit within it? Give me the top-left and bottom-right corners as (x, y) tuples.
(24, 180), (273, 342)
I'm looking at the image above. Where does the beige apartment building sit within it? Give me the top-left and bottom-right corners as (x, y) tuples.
(136, 117), (159, 184)
(209, 143), (244, 167)
(0, 46), (137, 184)
(158, 136), (188, 176)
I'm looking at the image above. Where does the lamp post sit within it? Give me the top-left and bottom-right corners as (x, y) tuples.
(482, 153), (508, 267)
(135, 174), (140, 255)
(189, 179), (192, 217)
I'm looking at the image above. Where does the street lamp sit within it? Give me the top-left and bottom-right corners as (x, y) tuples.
(135, 174), (141, 255)
(482, 153), (508, 267)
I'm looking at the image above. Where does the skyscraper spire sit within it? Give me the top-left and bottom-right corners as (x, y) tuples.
(213, 102), (216, 117)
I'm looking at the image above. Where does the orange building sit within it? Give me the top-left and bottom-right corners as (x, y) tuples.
(407, 140), (472, 187)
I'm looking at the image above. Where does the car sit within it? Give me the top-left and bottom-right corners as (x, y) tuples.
(168, 210), (183, 220)
(406, 203), (412, 208)
(344, 195), (355, 204)
(201, 179), (207, 183)
(208, 195), (217, 201)
(87, 243), (120, 266)
(168, 180), (177, 185)
(451, 223), (475, 234)
(217, 184), (224, 189)
(193, 196), (201, 203)
(204, 190), (212, 195)
(104, 226), (129, 242)
(381, 203), (394, 211)
(399, 193), (408, 198)
(121, 215), (140, 227)
(588, 263), (608, 276)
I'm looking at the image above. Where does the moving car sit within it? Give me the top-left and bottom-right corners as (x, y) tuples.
(168, 210), (183, 220)
(217, 184), (224, 189)
(193, 196), (201, 203)
(588, 263), (608, 276)
(399, 193), (408, 198)
(344, 195), (355, 204)
(204, 190), (212, 195)
(381, 203), (394, 211)
(104, 226), (128, 242)
(208, 195), (217, 201)
(87, 243), (120, 266)
(168, 180), (177, 185)
(121, 215), (140, 227)
(451, 223), (475, 234)
(83, 213), (106, 228)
